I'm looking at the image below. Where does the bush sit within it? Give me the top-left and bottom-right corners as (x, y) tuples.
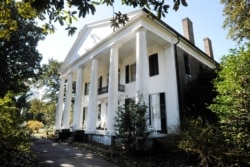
(27, 120), (44, 133)
(179, 118), (226, 166)
(0, 92), (34, 166)
(114, 94), (149, 153)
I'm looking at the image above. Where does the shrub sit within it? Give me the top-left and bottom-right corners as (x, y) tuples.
(114, 94), (149, 153)
(27, 120), (44, 133)
(0, 92), (33, 166)
(179, 118), (226, 166)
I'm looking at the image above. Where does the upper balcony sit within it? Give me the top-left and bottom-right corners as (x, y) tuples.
(98, 84), (125, 95)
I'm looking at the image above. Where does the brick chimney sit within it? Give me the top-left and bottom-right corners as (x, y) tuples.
(203, 37), (214, 59)
(182, 17), (195, 45)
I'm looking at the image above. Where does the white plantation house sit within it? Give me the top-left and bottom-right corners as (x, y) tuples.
(55, 8), (217, 145)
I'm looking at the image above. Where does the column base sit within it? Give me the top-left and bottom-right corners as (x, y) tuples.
(105, 130), (116, 136)
(58, 129), (71, 141)
(72, 130), (88, 143)
(85, 129), (96, 134)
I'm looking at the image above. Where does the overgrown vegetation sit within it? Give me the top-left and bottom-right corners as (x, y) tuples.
(180, 45), (250, 166)
(114, 94), (149, 153)
(179, 118), (226, 166)
(0, 92), (38, 166)
(27, 120), (44, 133)
(210, 46), (250, 166)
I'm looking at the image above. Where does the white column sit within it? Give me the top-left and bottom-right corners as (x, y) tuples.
(72, 67), (84, 130)
(165, 43), (180, 133)
(86, 58), (98, 133)
(107, 43), (120, 135)
(62, 73), (73, 129)
(135, 27), (149, 104)
(55, 77), (66, 130)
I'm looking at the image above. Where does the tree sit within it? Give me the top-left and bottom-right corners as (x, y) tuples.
(210, 45), (250, 166)
(36, 58), (62, 102)
(114, 94), (149, 153)
(0, 92), (35, 166)
(221, 0), (250, 42)
(1, 0), (188, 39)
(26, 98), (56, 130)
(179, 69), (224, 166)
(179, 118), (226, 166)
(0, 4), (46, 97)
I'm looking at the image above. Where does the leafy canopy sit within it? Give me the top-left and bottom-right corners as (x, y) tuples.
(0, 3), (46, 97)
(0, 92), (32, 165)
(0, 0), (188, 39)
(34, 58), (62, 102)
(221, 0), (250, 42)
(210, 45), (250, 165)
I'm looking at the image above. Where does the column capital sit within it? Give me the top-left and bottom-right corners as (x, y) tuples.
(164, 43), (172, 49)
(135, 26), (147, 33)
(109, 42), (121, 49)
(66, 71), (74, 76)
(90, 56), (99, 62)
(77, 64), (85, 69)
(60, 75), (67, 80)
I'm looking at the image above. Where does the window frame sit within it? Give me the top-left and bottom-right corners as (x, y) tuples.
(149, 53), (159, 77)
(125, 63), (136, 83)
(184, 54), (191, 76)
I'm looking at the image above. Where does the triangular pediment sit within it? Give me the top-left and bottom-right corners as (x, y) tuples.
(61, 9), (143, 69)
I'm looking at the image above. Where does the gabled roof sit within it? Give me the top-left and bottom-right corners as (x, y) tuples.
(60, 8), (218, 74)
(61, 9), (143, 68)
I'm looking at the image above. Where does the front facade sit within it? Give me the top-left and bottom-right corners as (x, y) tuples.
(55, 9), (217, 145)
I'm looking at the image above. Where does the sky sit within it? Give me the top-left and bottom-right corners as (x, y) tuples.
(37, 1), (238, 65)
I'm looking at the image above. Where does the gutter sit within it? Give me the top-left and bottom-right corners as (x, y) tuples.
(174, 35), (183, 127)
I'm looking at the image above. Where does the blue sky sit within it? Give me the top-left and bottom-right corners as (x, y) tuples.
(38, 1), (237, 64)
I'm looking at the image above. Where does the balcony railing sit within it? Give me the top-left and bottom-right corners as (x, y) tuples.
(98, 84), (125, 95)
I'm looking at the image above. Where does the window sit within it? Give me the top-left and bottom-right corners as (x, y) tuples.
(184, 54), (191, 76)
(199, 63), (203, 72)
(107, 73), (109, 86)
(84, 82), (90, 95)
(97, 104), (101, 120)
(125, 63), (136, 83)
(83, 107), (88, 128)
(149, 53), (159, 76)
(149, 92), (166, 132)
(118, 68), (120, 84)
(98, 76), (102, 89)
(125, 98), (135, 110)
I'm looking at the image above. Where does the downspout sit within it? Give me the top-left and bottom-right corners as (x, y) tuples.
(174, 35), (183, 129)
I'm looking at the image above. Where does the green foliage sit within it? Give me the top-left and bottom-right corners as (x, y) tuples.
(36, 58), (62, 102)
(179, 118), (226, 166)
(221, 0), (250, 42)
(0, 3), (45, 97)
(1, 0), (188, 39)
(210, 45), (250, 166)
(27, 120), (44, 133)
(180, 45), (250, 166)
(114, 94), (149, 153)
(26, 99), (56, 129)
(0, 92), (34, 166)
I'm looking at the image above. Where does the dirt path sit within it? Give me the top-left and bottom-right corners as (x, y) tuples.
(31, 138), (118, 167)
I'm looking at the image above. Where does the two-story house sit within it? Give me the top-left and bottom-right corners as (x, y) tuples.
(55, 8), (217, 145)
